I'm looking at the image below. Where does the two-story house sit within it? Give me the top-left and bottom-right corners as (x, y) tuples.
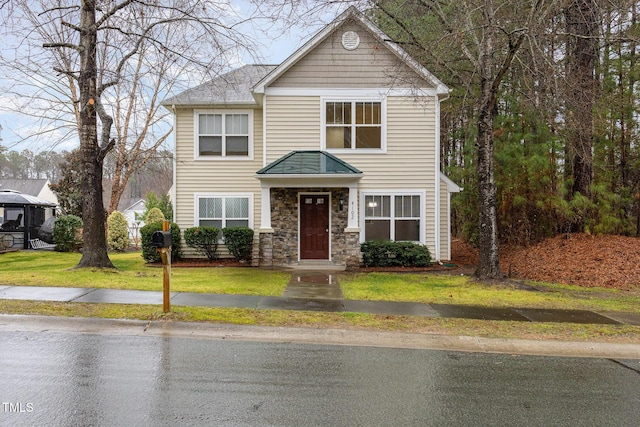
(163, 6), (460, 269)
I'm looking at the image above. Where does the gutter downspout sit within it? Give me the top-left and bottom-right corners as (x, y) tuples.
(434, 97), (442, 261)
(263, 96), (268, 168)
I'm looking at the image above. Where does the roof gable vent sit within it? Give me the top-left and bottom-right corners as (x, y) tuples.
(341, 31), (360, 50)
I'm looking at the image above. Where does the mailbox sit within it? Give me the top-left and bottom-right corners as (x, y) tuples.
(151, 231), (172, 248)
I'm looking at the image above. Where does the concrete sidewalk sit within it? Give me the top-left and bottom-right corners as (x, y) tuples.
(1, 283), (639, 326)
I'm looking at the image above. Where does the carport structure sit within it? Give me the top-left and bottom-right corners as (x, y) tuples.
(0, 190), (57, 250)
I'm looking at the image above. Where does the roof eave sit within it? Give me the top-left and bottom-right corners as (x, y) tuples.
(162, 100), (260, 108)
(254, 173), (363, 188)
(255, 173), (364, 180)
(440, 172), (462, 193)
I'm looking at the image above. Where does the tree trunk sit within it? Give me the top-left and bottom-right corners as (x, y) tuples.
(75, 0), (114, 269)
(475, 80), (502, 279)
(474, 21), (503, 280)
(564, 0), (598, 202)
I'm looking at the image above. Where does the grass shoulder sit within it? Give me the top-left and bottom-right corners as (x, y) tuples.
(1, 300), (638, 344)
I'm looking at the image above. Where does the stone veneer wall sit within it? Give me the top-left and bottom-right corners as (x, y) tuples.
(258, 188), (361, 268)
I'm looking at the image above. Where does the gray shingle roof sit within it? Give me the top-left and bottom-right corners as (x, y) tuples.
(162, 64), (277, 106)
(0, 179), (48, 197)
(0, 190), (56, 207)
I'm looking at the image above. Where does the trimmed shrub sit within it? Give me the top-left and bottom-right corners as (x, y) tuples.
(360, 241), (431, 267)
(107, 210), (129, 252)
(222, 227), (254, 261)
(140, 221), (182, 263)
(53, 214), (83, 252)
(145, 207), (165, 224)
(184, 226), (219, 260)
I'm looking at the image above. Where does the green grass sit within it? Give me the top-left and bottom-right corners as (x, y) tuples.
(3, 252), (639, 313)
(0, 251), (289, 296)
(1, 299), (638, 343)
(339, 272), (640, 313)
(1, 251), (639, 342)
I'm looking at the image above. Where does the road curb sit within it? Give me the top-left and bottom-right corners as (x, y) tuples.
(1, 314), (639, 359)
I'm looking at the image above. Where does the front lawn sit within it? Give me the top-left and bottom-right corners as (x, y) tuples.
(2, 251), (639, 314)
(1, 250), (639, 342)
(339, 272), (640, 313)
(0, 251), (289, 296)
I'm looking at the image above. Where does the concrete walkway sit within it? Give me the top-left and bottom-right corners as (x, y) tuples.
(1, 272), (639, 326)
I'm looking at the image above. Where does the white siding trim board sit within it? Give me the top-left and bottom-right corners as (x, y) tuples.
(434, 97), (441, 261)
(265, 88), (440, 97)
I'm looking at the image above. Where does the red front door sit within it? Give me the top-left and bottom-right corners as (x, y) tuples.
(300, 195), (329, 260)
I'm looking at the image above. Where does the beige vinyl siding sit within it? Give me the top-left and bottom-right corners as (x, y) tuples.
(174, 107), (263, 258)
(263, 95), (438, 254)
(264, 96), (321, 163)
(271, 22), (433, 89)
(440, 179), (450, 261)
(339, 97), (438, 253)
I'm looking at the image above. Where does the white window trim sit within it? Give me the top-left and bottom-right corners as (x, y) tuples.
(359, 190), (426, 244)
(193, 193), (254, 230)
(194, 109), (254, 160)
(321, 97), (387, 153)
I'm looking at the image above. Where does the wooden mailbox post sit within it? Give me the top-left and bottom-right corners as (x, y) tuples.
(152, 220), (172, 313)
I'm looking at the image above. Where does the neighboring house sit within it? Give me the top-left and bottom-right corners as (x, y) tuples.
(0, 189), (57, 249)
(122, 199), (147, 229)
(0, 179), (58, 207)
(0, 179), (58, 228)
(163, 6), (461, 269)
(121, 198), (146, 246)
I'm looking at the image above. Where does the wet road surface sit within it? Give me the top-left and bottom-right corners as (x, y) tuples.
(1, 329), (639, 426)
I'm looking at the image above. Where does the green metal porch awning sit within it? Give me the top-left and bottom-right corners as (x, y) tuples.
(256, 151), (362, 176)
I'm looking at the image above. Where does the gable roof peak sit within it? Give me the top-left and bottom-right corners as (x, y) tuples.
(252, 6), (449, 96)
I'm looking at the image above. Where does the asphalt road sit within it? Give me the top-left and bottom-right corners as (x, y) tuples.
(0, 322), (639, 426)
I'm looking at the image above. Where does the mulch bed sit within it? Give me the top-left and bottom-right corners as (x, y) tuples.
(452, 234), (640, 291)
(354, 264), (471, 274)
(170, 258), (248, 268)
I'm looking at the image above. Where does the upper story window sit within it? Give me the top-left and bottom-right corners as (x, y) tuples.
(323, 100), (385, 151)
(195, 110), (252, 159)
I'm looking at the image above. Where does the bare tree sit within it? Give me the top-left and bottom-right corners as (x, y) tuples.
(1, 0), (298, 268)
